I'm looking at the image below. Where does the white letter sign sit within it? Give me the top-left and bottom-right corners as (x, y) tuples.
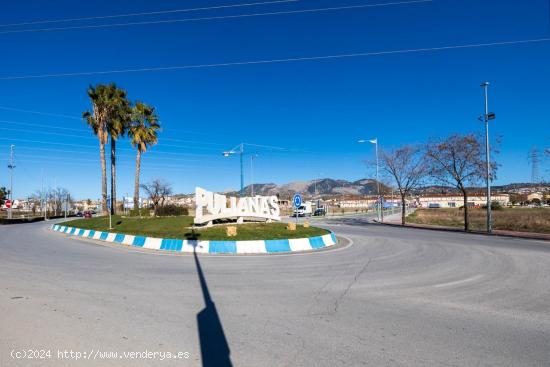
(194, 187), (280, 225)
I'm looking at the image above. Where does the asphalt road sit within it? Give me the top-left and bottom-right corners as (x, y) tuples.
(1, 218), (549, 367)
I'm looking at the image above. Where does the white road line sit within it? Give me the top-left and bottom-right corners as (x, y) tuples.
(433, 274), (484, 288)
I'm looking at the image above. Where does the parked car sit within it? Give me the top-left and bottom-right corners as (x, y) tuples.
(75, 211), (83, 217)
(313, 208), (326, 216)
(428, 203), (441, 209)
(83, 211), (92, 218)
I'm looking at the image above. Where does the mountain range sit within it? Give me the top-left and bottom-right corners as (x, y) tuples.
(235, 178), (391, 198)
(224, 179), (550, 198)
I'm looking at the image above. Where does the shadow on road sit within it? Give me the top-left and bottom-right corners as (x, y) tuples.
(193, 248), (233, 367)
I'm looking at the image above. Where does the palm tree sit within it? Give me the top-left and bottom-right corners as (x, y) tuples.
(83, 83), (129, 216)
(107, 88), (131, 215)
(128, 102), (160, 210)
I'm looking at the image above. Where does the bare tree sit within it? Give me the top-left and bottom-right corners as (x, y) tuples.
(425, 134), (497, 231)
(140, 179), (172, 215)
(0, 187), (8, 206)
(380, 145), (427, 225)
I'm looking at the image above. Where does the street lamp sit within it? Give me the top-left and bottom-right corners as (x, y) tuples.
(358, 138), (382, 222)
(480, 82), (496, 233)
(222, 143), (245, 196)
(7, 145), (15, 219)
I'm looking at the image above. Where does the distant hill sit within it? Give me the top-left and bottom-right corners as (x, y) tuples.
(232, 178), (391, 198)
(179, 180), (549, 198)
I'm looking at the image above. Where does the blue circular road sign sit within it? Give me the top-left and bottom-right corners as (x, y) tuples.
(293, 194), (302, 209)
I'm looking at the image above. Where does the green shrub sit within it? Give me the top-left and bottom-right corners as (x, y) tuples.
(129, 208), (151, 217)
(156, 204), (189, 217)
(481, 201), (503, 210)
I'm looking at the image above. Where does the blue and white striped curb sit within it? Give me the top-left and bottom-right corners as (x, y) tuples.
(50, 224), (337, 254)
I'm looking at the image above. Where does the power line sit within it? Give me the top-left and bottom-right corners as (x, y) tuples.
(0, 1), (432, 35)
(1, 37), (548, 80)
(0, 137), (244, 157)
(0, 119), (87, 132)
(0, 126), (94, 140)
(0, 132), (222, 152)
(0, 0), (298, 27)
(0, 127), (225, 152)
(16, 154), (229, 170)
(0, 110), (234, 137)
(0, 136), (169, 152)
(0, 118), (287, 149)
(0, 120), (241, 148)
(0, 105), (82, 120)
(15, 153), (209, 165)
(0, 143), (219, 159)
(244, 142), (286, 150)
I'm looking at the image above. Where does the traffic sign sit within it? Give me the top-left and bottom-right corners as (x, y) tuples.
(292, 194), (302, 209)
(5, 200), (12, 208)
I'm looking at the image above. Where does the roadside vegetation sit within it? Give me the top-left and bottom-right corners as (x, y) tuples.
(406, 208), (550, 234)
(60, 216), (329, 241)
(375, 133), (499, 231)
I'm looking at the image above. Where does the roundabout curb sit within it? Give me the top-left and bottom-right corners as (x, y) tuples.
(50, 224), (338, 254)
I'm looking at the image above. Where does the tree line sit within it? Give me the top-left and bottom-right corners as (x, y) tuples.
(82, 83), (160, 215)
(378, 133), (498, 231)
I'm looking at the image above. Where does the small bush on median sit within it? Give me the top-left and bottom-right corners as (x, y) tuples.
(129, 208), (151, 217)
(155, 204), (189, 217)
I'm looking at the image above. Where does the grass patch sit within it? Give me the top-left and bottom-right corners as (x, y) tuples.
(407, 208), (550, 234)
(60, 215), (329, 241)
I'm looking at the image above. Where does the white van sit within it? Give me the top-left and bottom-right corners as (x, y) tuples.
(293, 202), (313, 217)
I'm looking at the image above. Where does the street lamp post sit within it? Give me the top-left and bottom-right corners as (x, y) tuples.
(223, 143), (245, 196)
(358, 138), (382, 222)
(64, 194), (68, 219)
(7, 145), (15, 219)
(480, 82), (495, 234)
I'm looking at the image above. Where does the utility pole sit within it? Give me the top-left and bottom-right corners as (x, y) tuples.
(7, 145), (15, 219)
(371, 138), (382, 222)
(375, 140), (384, 222)
(240, 143), (244, 196)
(250, 154), (258, 196)
(481, 82), (494, 234)
(41, 169), (46, 220)
(223, 143), (245, 196)
(358, 139), (382, 221)
(529, 146), (540, 184)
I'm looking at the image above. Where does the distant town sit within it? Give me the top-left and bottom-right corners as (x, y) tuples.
(2, 178), (549, 218)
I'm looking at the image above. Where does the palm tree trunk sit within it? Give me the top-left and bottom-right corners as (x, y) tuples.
(134, 149), (141, 211)
(110, 136), (116, 215)
(100, 141), (108, 215)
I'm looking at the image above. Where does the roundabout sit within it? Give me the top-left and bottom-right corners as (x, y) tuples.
(51, 215), (337, 254)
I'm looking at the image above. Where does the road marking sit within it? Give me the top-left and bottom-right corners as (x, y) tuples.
(433, 274), (484, 288)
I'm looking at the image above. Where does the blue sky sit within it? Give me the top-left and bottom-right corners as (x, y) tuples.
(0, 0), (549, 199)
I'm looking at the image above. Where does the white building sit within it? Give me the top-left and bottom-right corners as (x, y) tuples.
(417, 194), (509, 208)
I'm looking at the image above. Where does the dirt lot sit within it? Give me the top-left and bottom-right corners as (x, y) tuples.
(406, 207), (550, 233)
